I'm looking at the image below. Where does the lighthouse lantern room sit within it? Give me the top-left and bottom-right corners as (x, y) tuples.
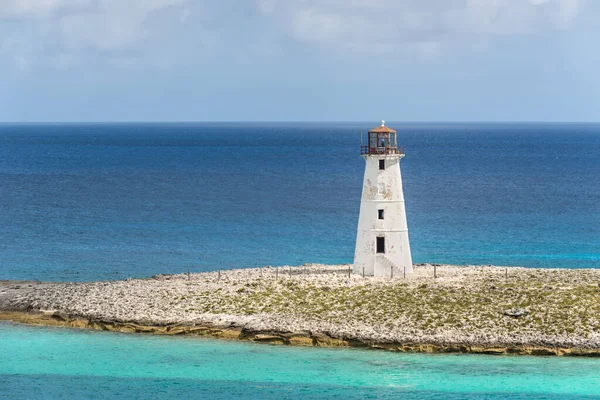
(354, 121), (413, 277)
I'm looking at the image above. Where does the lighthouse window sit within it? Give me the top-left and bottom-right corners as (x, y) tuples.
(376, 237), (385, 253)
(378, 209), (385, 220)
(370, 134), (377, 148)
(379, 160), (385, 170)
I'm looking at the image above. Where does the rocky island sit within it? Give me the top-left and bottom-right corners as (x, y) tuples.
(2, 264), (600, 356)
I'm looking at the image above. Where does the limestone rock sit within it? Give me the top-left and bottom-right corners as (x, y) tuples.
(504, 308), (529, 318)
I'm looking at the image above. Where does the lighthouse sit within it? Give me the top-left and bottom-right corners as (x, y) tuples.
(354, 121), (413, 277)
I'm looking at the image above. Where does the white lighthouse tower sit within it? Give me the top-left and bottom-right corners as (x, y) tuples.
(354, 121), (413, 277)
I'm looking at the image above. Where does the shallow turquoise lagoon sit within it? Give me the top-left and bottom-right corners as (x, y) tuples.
(2, 323), (600, 399)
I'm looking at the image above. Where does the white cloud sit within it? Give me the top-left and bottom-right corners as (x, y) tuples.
(0, 0), (592, 71)
(64, 1), (190, 51)
(0, 0), (91, 17)
(257, 0), (586, 57)
(554, 0), (582, 26)
(0, 0), (190, 70)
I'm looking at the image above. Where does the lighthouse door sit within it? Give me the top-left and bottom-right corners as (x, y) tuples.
(376, 237), (385, 254)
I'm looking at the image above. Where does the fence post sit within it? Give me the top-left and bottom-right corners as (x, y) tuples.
(276, 268), (278, 280)
(391, 266), (393, 279)
(289, 266), (292, 278)
(362, 266), (365, 278)
(505, 268), (508, 279)
(348, 265), (351, 279)
(434, 265), (437, 279)
(403, 266), (406, 280)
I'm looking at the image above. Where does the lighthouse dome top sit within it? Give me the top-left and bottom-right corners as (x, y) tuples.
(368, 121), (397, 134)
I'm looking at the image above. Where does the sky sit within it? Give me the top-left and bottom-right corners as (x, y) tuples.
(0, 0), (599, 122)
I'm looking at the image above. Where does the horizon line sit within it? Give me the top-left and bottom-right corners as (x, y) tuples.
(1, 120), (599, 125)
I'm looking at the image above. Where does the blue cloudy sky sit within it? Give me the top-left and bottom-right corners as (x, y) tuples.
(1, 0), (599, 122)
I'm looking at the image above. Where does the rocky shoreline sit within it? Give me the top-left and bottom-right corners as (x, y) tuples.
(3, 264), (600, 356)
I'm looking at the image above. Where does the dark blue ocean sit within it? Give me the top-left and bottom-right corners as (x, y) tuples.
(2, 122), (600, 399)
(1, 122), (599, 282)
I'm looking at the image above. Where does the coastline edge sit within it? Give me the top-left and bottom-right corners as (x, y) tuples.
(2, 310), (599, 357)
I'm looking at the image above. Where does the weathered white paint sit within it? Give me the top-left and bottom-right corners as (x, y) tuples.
(354, 150), (413, 277)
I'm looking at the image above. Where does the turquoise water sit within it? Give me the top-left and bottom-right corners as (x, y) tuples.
(1, 323), (600, 399)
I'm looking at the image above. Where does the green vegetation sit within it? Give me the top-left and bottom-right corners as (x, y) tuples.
(164, 267), (600, 338)
(16, 265), (600, 347)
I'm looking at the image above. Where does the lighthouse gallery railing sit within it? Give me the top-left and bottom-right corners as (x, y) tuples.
(360, 146), (405, 156)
